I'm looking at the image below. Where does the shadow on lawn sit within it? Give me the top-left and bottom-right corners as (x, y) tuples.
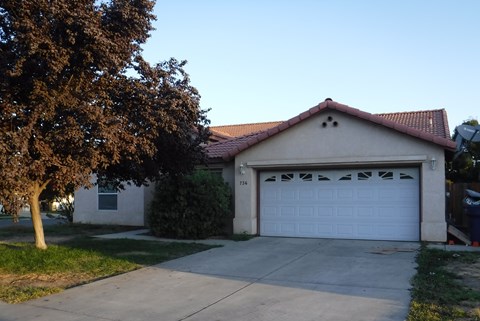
(59, 236), (218, 266)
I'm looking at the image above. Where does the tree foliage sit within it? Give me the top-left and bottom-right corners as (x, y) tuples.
(448, 119), (480, 182)
(0, 0), (210, 248)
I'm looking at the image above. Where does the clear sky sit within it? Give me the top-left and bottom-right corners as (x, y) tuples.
(142, 0), (479, 134)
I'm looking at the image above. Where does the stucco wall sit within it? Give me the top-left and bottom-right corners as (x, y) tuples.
(74, 181), (146, 226)
(232, 110), (448, 242)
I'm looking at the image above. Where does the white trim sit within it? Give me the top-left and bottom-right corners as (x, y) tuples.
(245, 155), (428, 168)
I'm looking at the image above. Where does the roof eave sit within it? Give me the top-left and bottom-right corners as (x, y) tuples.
(212, 100), (457, 160)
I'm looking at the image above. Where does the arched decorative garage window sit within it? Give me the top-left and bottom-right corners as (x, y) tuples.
(357, 171), (372, 180)
(264, 175), (277, 182)
(299, 173), (313, 181)
(379, 171), (394, 180)
(281, 173), (294, 182)
(339, 173), (352, 181)
(400, 173), (414, 180)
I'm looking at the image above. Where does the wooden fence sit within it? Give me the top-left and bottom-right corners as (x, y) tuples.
(447, 182), (480, 228)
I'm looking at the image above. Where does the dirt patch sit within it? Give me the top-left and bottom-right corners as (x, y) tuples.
(445, 259), (480, 292)
(0, 272), (93, 288)
(445, 257), (480, 318)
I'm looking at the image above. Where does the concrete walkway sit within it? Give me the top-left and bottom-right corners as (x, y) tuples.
(0, 237), (418, 321)
(94, 229), (236, 246)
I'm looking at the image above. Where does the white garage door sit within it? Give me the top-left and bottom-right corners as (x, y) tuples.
(260, 168), (419, 241)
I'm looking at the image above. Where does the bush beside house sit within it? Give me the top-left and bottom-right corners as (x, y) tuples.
(148, 170), (232, 239)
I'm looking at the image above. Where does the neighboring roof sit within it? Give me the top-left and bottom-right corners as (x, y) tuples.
(206, 100), (457, 161)
(210, 121), (283, 138)
(207, 132), (262, 159)
(208, 130), (232, 143)
(377, 109), (451, 140)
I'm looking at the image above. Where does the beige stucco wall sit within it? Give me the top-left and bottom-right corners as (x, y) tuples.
(232, 110), (448, 242)
(74, 181), (146, 226)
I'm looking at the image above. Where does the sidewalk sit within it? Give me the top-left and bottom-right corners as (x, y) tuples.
(97, 229), (480, 252)
(94, 229), (236, 246)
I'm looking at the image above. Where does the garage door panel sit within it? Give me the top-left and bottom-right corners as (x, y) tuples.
(358, 189), (375, 200)
(281, 190), (296, 201)
(377, 224), (417, 238)
(337, 207), (354, 217)
(358, 207), (375, 217)
(299, 187), (315, 200)
(377, 206), (417, 218)
(298, 207), (315, 217)
(318, 189), (335, 200)
(318, 224), (334, 234)
(358, 224), (374, 237)
(260, 168), (420, 241)
(280, 207), (295, 217)
(337, 224), (354, 236)
(298, 224), (316, 235)
(262, 207), (277, 217)
(378, 188), (398, 200)
(338, 188), (354, 200)
(263, 189), (278, 201)
(262, 222), (277, 234)
(280, 223), (296, 234)
(318, 207), (334, 217)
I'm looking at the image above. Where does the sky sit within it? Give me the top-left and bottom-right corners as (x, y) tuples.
(141, 0), (480, 134)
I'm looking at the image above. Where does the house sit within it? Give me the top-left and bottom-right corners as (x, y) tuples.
(74, 100), (456, 242)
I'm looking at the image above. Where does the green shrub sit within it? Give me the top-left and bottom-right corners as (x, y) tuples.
(148, 170), (232, 239)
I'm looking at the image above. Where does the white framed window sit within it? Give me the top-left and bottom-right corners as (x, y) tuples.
(98, 179), (118, 210)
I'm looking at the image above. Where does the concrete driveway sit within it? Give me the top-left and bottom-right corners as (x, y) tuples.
(0, 237), (418, 321)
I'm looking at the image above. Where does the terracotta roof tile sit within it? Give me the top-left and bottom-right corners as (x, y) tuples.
(377, 109), (450, 139)
(210, 121), (282, 139)
(206, 132), (261, 159)
(206, 101), (456, 161)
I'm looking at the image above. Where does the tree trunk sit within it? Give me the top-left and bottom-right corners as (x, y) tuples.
(30, 182), (47, 250)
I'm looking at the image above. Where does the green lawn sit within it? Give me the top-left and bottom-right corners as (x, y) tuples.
(0, 224), (216, 303)
(407, 247), (480, 321)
